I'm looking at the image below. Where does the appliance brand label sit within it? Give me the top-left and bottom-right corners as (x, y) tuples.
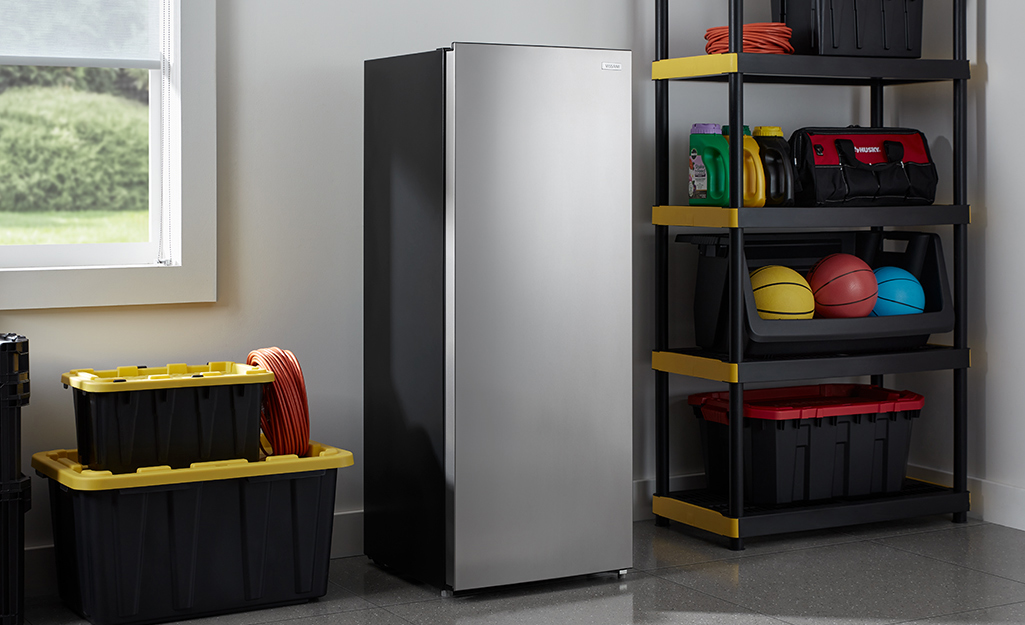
(601, 62), (623, 71)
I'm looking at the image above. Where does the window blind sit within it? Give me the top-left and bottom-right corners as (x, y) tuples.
(0, 0), (160, 69)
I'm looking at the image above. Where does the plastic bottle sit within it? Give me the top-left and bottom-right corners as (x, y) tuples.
(722, 125), (766, 208)
(753, 126), (796, 207)
(689, 123), (730, 207)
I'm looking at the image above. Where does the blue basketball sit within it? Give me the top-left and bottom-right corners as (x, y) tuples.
(870, 266), (925, 316)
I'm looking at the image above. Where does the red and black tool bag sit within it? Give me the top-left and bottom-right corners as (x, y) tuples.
(789, 127), (938, 206)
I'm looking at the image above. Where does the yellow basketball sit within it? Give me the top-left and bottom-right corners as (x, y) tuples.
(750, 265), (814, 320)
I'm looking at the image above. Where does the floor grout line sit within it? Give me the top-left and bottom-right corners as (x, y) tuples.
(644, 564), (801, 625)
(380, 604), (420, 624)
(887, 597), (1025, 624)
(867, 535), (1025, 590)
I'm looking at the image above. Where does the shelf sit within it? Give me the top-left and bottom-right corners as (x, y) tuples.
(653, 479), (971, 539)
(652, 345), (970, 383)
(653, 204), (970, 229)
(653, 53), (970, 85)
(652, 0), (971, 547)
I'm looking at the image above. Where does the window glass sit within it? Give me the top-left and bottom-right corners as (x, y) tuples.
(0, 66), (152, 246)
(0, 0), (216, 309)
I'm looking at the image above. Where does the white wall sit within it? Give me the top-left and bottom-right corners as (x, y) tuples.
(18, 0), (1009, 570)
(898, 0), (1025, 528)
(14, 0), (635, 561)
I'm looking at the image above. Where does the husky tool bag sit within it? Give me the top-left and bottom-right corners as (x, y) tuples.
(790, 127), (938, 206)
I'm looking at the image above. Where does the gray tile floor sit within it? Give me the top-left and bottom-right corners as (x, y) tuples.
(25, 514), (1025, 625)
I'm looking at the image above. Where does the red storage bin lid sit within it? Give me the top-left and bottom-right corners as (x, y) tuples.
(689, 384), (924, 424)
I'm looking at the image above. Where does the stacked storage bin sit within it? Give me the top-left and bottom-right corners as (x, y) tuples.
(690, 384), (924, 505)
(34, 362), (353, 625)
(0, 334), (30, 625)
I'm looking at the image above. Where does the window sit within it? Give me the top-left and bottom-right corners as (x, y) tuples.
(0, 0), (215, 309)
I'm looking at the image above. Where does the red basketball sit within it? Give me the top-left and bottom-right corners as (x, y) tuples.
(807, 253), (878, 318)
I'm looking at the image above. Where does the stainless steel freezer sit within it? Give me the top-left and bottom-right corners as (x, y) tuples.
(364, 42), (632, 592)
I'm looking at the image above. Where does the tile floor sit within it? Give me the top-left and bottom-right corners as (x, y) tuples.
(25, 514), (1025, 625)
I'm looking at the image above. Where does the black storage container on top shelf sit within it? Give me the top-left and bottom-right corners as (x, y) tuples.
(771, 0), (923, 58)
(691, 384), (923, 505)
(681, 230), (954, 357)
(63, 362), (274, 474)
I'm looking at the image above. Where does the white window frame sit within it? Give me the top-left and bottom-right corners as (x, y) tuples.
(0, 0), (215, 310)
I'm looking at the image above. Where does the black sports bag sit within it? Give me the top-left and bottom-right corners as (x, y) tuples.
(789, 126), (938, 206)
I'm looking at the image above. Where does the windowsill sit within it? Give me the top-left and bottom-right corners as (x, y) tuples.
(0, 0), (217, 311)
(0, 261), (215, 310)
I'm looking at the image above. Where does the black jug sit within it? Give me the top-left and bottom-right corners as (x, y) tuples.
(753, 126), (796, 207)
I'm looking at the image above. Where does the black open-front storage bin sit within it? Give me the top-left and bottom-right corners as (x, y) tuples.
(681, 230), (954, 357)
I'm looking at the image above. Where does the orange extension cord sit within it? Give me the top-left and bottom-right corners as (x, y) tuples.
(248, 347), (310, 457)
(705, 23), (794, 55)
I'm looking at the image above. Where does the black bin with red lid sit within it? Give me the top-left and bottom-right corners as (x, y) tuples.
(690, 384), (924, 505)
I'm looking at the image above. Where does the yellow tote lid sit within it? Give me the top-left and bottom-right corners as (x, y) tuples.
(62, 361), (274, 392)
(753, 126), (784, 137)
(32, 437), (353, 491)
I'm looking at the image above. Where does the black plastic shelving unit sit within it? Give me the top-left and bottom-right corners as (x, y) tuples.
(652, 1), (971, 549)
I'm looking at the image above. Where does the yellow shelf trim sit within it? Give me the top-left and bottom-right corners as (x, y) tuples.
(652, 54), (738, 80)
(652, 351), (739, 383)
(653, 205), (738, 228)
(653, 495), (740, 538)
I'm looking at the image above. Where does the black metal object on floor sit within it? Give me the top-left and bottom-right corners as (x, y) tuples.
(0, 334), (29, 625)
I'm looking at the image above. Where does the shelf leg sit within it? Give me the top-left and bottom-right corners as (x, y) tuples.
(726, 0), (745, 539)
(952, 0), (969, 524)
(728, 227), (745, 525)
(870, 80), (884, 127)
(652, 0), (670, 526)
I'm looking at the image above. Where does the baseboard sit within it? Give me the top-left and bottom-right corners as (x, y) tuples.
(25, 545), (58, 598)
(632, 473), (707, 521)
(906, 463), (995, 524)
(24, 510), (366, 598)
(331, 509), (364, 558)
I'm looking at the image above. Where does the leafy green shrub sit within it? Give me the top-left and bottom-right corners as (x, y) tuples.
(0, 66), (149, 104)
(0, 86), (148, 212)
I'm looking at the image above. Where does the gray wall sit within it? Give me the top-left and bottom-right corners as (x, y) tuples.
(16, 0), (1014, 571)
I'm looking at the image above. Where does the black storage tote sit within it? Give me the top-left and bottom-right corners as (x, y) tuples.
(33, 439), (353, 625)
(63, 362), (274, 474)
(691, 384), (923, 505)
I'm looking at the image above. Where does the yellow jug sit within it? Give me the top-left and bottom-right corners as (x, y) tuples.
(722, 126), (766, 207)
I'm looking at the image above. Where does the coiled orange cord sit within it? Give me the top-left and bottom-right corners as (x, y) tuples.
(705, 23), (794, 55)
(247, 347), (310, 457)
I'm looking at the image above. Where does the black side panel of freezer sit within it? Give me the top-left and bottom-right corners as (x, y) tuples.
(363, 50), (447, 589)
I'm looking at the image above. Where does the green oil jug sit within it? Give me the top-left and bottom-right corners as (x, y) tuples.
(689, 123), (729, 206)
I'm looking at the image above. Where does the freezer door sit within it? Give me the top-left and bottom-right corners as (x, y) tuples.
(448, 43), (632, 591)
